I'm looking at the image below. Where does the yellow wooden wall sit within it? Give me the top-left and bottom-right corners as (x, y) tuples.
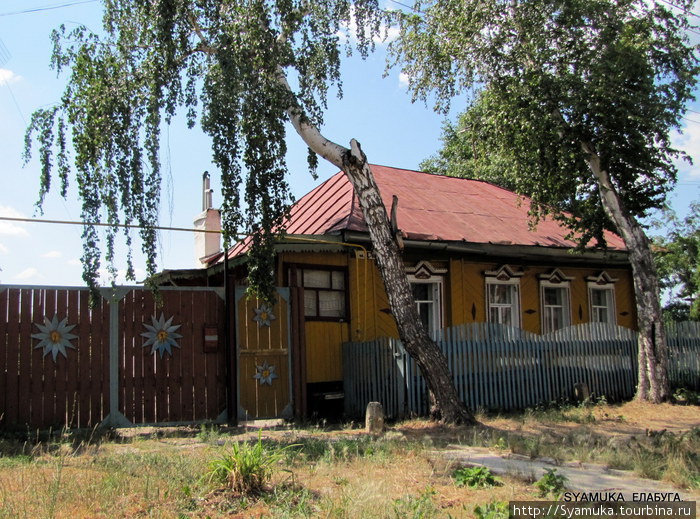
(447, 259), (637, 334)
(277, 251), (637, 384)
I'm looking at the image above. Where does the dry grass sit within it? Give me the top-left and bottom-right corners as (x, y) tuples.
(0, 401), (697, 518)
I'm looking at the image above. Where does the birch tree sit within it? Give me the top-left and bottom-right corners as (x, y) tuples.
(24, 0), (474, 423)
(391, 0), (699, 402)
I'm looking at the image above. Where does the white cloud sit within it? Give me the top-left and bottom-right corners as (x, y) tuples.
(0, 68), (21, 85)
(0, 205), (29, 236)
(398, 72), (410, 88)
(672, 118), (700, 179)
(42, 250), (62, 259)
(67, 258), (82, 266)
(14, 267), (40, 281)
(0, 243), (8, 255)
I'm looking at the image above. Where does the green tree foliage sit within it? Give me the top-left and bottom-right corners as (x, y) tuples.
(419, 93), (519, 192)
(23, 0), (389, 300)
(654, 204), (700, 321)
(395, 0), (698, 246)
(391, 0), (699, 401)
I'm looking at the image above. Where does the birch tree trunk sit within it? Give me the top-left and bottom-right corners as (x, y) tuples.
(282, 90), (474, 422)
(582, 142), (669, 403)
(339, 141), (475, 423)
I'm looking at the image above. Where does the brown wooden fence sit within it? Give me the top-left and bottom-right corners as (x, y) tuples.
(0, 285), (227, 430)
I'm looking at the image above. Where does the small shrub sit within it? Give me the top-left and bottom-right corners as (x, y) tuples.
(535, 469), (567, 498)
(392, 486), (438, 519)
(673, 388), (700, 405)
(197, 424), (223, 444)
(509, 436), (541, 459)
(206, 432), (287, 495)
(474, 501), (509, 519)
(492, 437), (508, 450)
(452, 466), (502, 488)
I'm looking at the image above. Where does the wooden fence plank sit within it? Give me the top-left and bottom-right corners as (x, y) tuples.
(141, 291), (158, 424)
(76, 290), (91, 427)
(29, 289), (45, 428)
(192, 289), (208, 421)
(64, 290), (80, 427)
(180, 292), (195, 422)
(203, 291), (221, 420)
(5, 289), (21, 426)
(0, 288), (8, 426)
(17, 289), (33, 427)
(121, 291), (135, 423)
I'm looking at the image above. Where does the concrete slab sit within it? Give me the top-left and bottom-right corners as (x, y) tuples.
(436, 445), (699, 501)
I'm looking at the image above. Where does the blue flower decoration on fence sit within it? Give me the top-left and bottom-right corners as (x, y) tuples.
(252, 305), (275, 327)
(141, 313), (182, 358)
(253, 361), (278, 386)
(32, 315), (77, 361)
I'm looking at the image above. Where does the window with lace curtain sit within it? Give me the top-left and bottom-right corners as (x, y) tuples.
(291, 267), (348, 321)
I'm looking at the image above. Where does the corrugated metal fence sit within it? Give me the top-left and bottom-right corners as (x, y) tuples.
(343, 322), (700, 419)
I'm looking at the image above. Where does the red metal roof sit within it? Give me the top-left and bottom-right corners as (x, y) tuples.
(218, 165), (626, 262)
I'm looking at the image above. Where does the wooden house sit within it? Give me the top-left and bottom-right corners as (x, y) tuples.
(156, 165), (636, 420)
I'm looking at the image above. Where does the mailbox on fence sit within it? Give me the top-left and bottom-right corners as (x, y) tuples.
(203, 326), (219, 352)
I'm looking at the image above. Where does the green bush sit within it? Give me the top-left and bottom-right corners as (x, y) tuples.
(452, 466), (502, 488)
(535, 469), (567, 498)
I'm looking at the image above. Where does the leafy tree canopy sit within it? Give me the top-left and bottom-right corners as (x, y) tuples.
(392, 0), (699, 247)
(654, 203), (700, 321)
(419, 92), (519, 193)
(24, 0), (389, 300)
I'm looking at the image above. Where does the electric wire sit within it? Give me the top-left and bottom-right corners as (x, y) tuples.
(0, 0), (99, 17)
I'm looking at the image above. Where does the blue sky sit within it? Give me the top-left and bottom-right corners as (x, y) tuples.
(0, 0), (699, 287)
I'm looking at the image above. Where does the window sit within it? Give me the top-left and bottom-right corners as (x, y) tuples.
(589, 286), (616, 324)
(409, 277), (443, 338)
(541, 283), (571, 332)
(486, 280), (521, 327)
(485, 265), (523, 328)
(294, 267), (347, 320)
(539, 269), (573, 333)
(587, 272), (618, 325)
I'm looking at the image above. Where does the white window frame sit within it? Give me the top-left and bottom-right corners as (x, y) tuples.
(540, 280), (572, 333)
(588, 283), (617, 324)
(485, 278), (522, 328)
(408, 274), (444, 339)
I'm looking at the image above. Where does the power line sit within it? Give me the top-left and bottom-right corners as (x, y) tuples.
(0, 215), (224, 234)
(0, 0), (99, 17)
(657, 0), (700, 19)
(386, 0), (425, 14)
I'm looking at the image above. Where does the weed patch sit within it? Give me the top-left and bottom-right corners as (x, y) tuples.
(452, 466), (502, 488)
(535, 469), (568, 499)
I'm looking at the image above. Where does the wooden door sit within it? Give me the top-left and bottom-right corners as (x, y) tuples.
(235, 288), (292, 420)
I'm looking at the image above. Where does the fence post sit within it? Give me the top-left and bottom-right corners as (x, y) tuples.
(101, 288), (133, 428)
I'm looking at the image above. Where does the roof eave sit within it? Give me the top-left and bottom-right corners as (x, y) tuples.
(341, 230), (630, 266)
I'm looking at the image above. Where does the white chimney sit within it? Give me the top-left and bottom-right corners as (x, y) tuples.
(193, 171), (222, 268)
